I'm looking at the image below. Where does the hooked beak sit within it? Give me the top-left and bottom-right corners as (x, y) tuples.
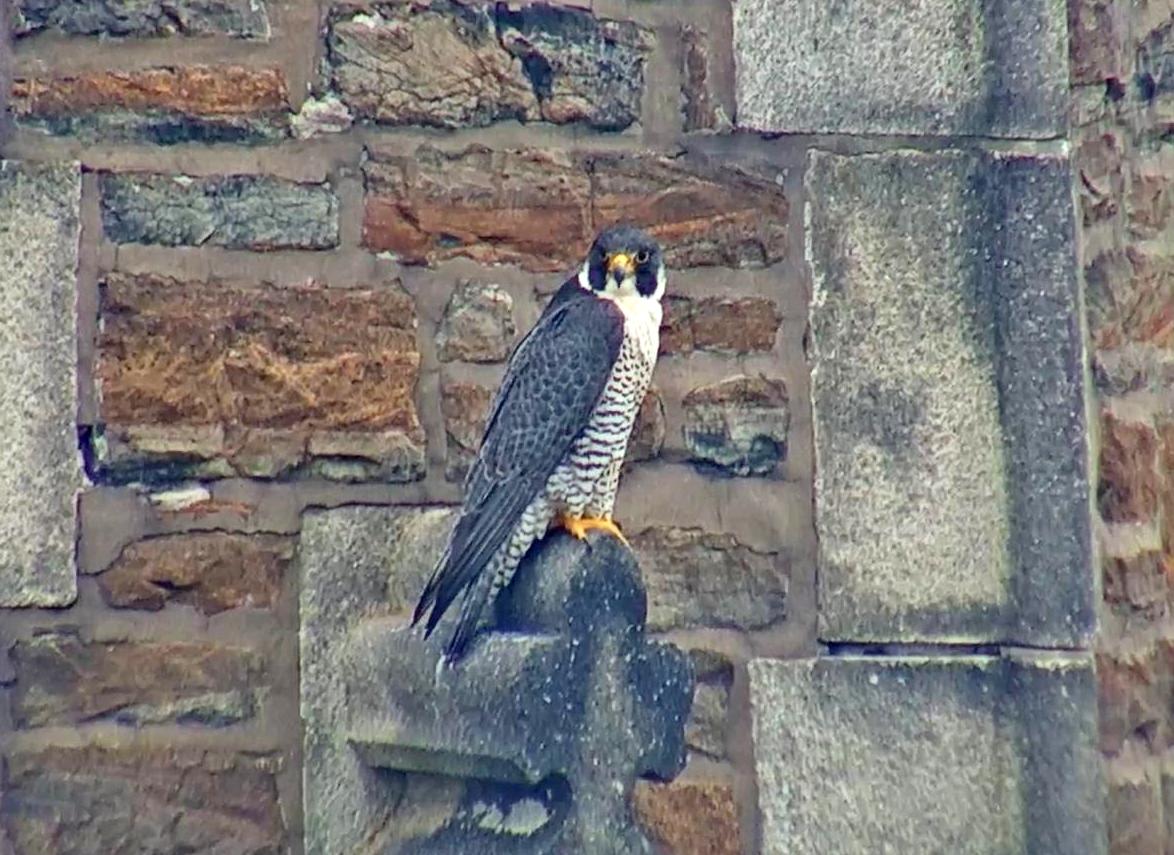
(607, 252), (635, 281)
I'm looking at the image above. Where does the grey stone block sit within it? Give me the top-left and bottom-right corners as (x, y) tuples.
(734, 0), (1068, 137)
(300, 506), (692, 854)
(15, 0), (270, 39)
(807, 149), (1092, 647)
(100, 172), (338, 250)
(749, 654), (1104, 855)
(0, 161), (83, 607)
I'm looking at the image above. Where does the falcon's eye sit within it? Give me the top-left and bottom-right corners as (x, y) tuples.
(635, 250), (650, 264)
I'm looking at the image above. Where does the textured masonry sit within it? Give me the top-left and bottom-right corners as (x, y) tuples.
(0, 161), (83, 607)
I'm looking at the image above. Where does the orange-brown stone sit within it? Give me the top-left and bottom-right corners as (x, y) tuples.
(1098, 412), (1161, 524)
(99, 532), (293, 614)
(11, 66), (288, 117)
(661, 295), (781, 355)
(633, 777), (741, 855)
(98, 273), (420, 433)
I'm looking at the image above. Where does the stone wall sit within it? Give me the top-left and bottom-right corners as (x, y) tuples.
(1071, 1), (1174, 852)
(0, 0), (1151, 851)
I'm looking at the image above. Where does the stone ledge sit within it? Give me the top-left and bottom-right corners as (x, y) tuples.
(750, 654), (1104, 855)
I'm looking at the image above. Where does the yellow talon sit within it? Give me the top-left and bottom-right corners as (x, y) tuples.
(558, 514), (629, 546)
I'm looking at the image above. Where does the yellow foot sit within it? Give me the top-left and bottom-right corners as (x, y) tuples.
(557, 514), (629, 546)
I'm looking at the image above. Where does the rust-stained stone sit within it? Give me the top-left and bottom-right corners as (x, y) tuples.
(10, 633), (266, 728)
(633, 777), (741, 855)
(589, 153), (789, 269)
(12, 67), (287, 116)
(440, 379), (493, 482)
(1128, 151), (1172, 237)
(1068, 0), (1131, 86)
(12, 67), (290, 143)
(99, 532), (293, 614)
(661, 295), (780, 355)
(364, 146), (591, 270)
(1, 745), (285, 855)
(1098, 412), (1161, 524)
(362, 146), (788, 271)
(1103, 550), (1170, 619)
(631, 526), (787, 631)
(95, 273), (424, 482)
(1162, 422), (1174, 557)
(437, 280), (516, 363)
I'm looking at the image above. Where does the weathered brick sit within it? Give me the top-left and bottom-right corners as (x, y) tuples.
(1, 746), (285, 855)
(588, 153), (790, 269)
(99, 532), (293, 613)
(437, 281), (516, 362)
(101, 172), (338, 249)
(440, 379), (493, 482)
(14, 0), (270, 38)
(327, 1), (651, 131)
(12, 67), (289, 144)
(94, 273), (424, 483)
(631, 526), (787, 632)
(682, 376), (789, 476)
(362, 146), (788, 271)
(1103, 551), (1169, 619)
(1099, 412), (1161, 524)
(661, 295), (780, 355)
(10, 633), (265, 727)
(633, 777), (741, 855)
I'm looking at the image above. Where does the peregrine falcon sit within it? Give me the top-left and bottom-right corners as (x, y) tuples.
(412, 224), (666, 662)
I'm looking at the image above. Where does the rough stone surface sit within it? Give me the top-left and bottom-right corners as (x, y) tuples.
(98, 532), (293, 613)
(682, 376), (789, 476)
(685, 671), (731, 759)
(632, 777), (741, 855)
(12, 67), (289, 144)
(327, 1), (651, 130)
(1, 746), (285, 855)
(734, 0), (1068, 137)
(300, 504), (692, 853)
(625, 387), (666, 465)
(14, 0), (270, 38)
(1098, 412), (1161, 524)
(0, 161), (83, 607)
(679, 25), (729, 132)
(1108, 775), (1164, 855)
(437, 280), (516, 362)
(808, 149), (1092, 646)
(631, 526), (787, 632)
(660, 296), (780, 356)
(441, 379), (494, 483)
(750, 654), (1104, 855)
(9, 633), (265, 727)
(363, 146), (788, 271)
(100, 172), (338, 249)
(94, 273), (424, 483)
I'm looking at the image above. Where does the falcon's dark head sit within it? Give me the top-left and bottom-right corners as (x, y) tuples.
(578, 224), (666, 303)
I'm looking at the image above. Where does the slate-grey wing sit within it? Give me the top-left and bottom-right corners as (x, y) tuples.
(412, 284), (625, 658)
